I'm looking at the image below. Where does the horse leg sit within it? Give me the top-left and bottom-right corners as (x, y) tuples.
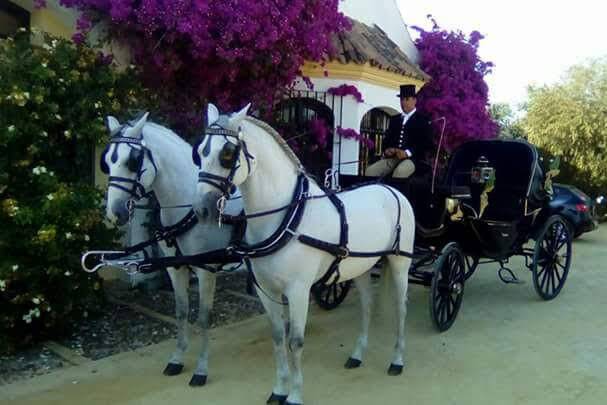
(257, 288), (290, 404)
(386, 255), (411, 376)
(345, 272), (373, 369)
(164, 266), (190, 376)
(285, 287), (310, 405)
(189, 268), (217, 386)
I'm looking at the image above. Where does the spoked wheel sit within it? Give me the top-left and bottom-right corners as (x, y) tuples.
(532, 215), (572, 300)
(430, 242), (466, 332)
(312, 280), (352, 310)
(463, 256), (479, 281)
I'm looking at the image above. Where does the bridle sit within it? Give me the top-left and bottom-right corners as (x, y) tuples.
(100, 126), (158, 213)
(194, 124), (255, 207)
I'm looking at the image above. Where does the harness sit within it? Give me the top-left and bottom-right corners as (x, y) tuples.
(93, 128), (212, 270)
(128, 124), (413, 288)
(194, 125), (255, 216)
(101, 132), (158, 202)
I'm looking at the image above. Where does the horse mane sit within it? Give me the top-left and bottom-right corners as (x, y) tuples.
(245, 116), (306, 173)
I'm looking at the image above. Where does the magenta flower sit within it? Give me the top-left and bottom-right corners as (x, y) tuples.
(56, 0), (350, 135)
(413, 18), (498, 151)
(327, 84), (364, 103)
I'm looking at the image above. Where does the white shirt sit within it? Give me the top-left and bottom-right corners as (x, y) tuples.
(401, 108), (416, 126)
(398, 108), (416, 158)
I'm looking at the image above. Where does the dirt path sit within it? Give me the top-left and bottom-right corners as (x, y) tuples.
(2, 226), (606, 405)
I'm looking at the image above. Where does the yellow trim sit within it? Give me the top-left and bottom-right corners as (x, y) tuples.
(301, 61), (427, 90)
(30, 8), (73, 39)
(10, 0), (74, 38)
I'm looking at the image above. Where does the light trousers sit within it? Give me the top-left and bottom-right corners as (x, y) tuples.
(364, 158), (416, 178)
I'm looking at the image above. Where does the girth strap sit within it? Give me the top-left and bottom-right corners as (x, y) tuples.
(299, 190), (350, 286)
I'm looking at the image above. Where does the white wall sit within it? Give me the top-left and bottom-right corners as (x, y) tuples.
(339, 0), (419, 64)
(293, 77), (402, 177)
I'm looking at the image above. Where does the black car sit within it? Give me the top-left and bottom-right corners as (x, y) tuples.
(550, 183), (599, 237)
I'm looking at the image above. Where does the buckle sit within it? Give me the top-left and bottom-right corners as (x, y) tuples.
(336, 246), (349, 259)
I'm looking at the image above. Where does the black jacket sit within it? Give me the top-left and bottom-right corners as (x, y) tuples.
(383, 112), (434, 165)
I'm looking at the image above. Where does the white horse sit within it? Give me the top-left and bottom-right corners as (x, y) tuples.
(101, 113), (242, 386)
(193, 104), (415, 405)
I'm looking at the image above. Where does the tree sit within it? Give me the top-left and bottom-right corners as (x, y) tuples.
(57, 0), (350, 135)
(523, 58), (607, 195)
(490, 103), (525, 139)
(413, 19), (498, 151)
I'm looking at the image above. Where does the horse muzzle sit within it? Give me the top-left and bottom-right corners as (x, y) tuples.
(109, 200), (130, 226)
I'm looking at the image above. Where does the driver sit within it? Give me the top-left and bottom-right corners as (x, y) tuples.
(365, 84), (434, 178)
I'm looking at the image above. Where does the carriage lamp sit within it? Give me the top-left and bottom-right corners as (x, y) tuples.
(597, 196), (605, 205)
(471, 156), (494, 184)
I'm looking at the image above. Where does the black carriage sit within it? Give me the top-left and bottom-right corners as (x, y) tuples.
(334, 139), (573, 331)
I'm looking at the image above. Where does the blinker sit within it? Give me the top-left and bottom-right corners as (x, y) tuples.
(127, 147), (144, 173)
(219, 142), (239, 169)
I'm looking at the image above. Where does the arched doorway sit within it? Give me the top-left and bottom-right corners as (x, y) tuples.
(273, 95), (335, 180)
(359, 107), (392, 174)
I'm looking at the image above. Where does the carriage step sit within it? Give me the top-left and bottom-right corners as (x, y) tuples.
(498, 267), (524, 284)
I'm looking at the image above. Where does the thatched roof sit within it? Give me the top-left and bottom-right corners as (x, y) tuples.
(330, 18), (430, 82)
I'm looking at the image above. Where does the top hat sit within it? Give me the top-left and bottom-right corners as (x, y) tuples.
(397, 84), (417, 98)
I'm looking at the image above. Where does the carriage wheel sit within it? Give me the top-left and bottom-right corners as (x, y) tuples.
(312, 280), (352, 310)
(532, 215), (572, 300)
(463, 256), (479, 281)
(430, 243), (466, 332)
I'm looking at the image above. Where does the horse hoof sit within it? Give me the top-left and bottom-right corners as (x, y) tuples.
(266, 392), (288, 404)
(284, 402), (302, 405)
(163, 363), (183, 376)
(189, 374), (207, 387)
(344, 357), (362, 369)
(387, 363), (404, 376)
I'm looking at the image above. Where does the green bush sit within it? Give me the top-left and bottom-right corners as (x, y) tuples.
(0, 30), (155, 354)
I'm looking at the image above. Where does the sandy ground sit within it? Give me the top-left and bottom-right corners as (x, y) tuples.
(2, 225), (606, 405)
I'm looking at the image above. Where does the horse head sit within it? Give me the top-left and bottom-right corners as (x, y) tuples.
(100, 112), (157, 226)
(193, 103), (256, 220)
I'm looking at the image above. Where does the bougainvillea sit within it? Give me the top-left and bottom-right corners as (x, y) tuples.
(308, 117), (331, 148)
(58, 0), (350, 136)
(336, 127), (374, 150)
(327, 84), (364, 103)
(413, 18), (498, 150)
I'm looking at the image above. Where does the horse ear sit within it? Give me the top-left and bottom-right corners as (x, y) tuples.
(207, 103), (220, 126)
(126, 112), (148, 138)
(230, 103), (251, 128)
(105, 116), (121, 136)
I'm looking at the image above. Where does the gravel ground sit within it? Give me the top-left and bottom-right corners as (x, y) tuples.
(58, 302), (178, 360)
(0, 346), (65, 386)
(1, 270), (264, 385)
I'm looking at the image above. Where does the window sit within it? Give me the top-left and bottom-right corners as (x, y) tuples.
(273, 95), (335, 180)
(0, 1), (30, 38)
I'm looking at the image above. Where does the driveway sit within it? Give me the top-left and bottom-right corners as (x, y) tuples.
(2, 226), (606, 405)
